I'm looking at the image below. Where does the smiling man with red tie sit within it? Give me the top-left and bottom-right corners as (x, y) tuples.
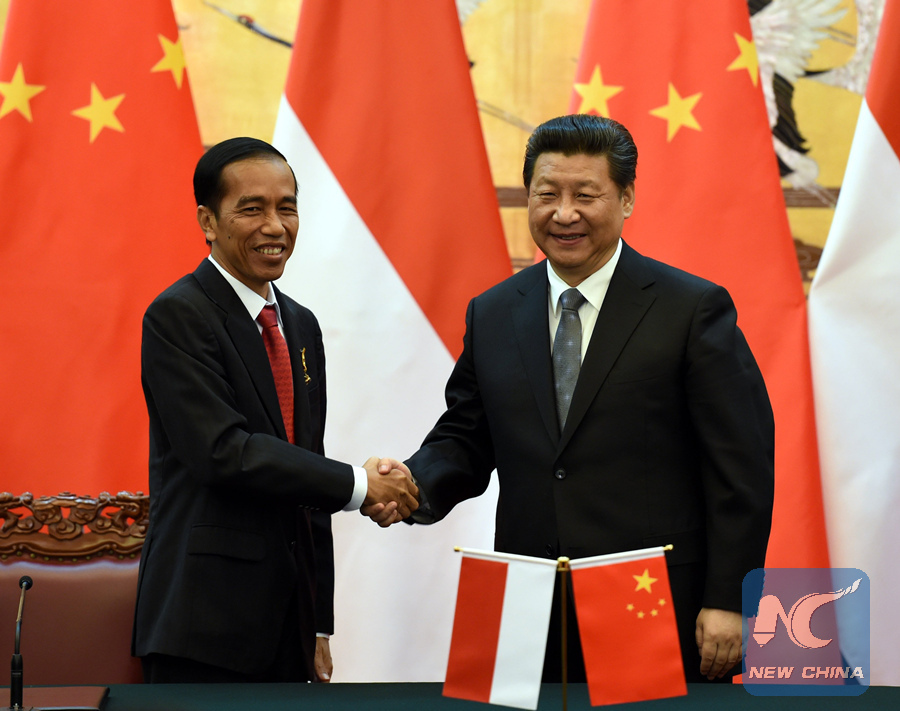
(132, 137), (418, 684)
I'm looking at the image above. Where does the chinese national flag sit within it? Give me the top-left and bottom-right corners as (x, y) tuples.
(570, 0), (827, 568)
(0, 1), (205, 496)
(570, 548), (686, 706)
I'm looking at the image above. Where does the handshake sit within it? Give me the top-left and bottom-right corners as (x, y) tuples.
(361, 457), (419, 527)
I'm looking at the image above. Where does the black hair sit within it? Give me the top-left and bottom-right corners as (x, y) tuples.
(193, 137), (297, 216)
(523, 114), (637, 192)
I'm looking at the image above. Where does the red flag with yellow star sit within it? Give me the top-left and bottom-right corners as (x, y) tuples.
(0, 1), (204, 496)
(570, 547), (686, 705)
(570, 0), (827, 569)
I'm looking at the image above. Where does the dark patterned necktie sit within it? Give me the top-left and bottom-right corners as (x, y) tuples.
(553, 288), (586, 430)
(257, 305), (295, 444)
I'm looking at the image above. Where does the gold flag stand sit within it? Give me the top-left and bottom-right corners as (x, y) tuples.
(557, 557), (571, 711)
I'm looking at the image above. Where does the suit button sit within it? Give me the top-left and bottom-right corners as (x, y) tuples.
(545, 544), (555, 557)
(554, 468), (566, 480)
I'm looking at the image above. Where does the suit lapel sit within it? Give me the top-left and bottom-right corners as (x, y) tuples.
(194, 260), (288, 441)
(511, 265), (559, 444)
(558, 243), (657, 453)
(275, 287), (314, 450)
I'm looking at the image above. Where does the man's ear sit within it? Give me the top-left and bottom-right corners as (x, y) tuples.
(622, 183), (636, 218)
(197, 205), (217, 241)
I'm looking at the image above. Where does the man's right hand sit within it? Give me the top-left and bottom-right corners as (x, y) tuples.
(361, 457), (418, 527)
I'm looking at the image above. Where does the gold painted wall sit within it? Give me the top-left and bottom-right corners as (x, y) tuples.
(0, 0), (870, 274)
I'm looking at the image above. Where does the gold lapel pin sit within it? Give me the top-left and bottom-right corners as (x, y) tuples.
(301, 347), (311, 383)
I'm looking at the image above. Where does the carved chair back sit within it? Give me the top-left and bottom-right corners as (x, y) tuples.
(0, 491), (148, 685)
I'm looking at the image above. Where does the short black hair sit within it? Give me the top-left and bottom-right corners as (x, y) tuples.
(193, 137), (297, 216)
(523, 114), (637, 192)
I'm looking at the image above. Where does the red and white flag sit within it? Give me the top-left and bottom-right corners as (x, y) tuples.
(0, 1), (204, 496)
(569, 0), (828, 569)
(272, 0), (511, 681)
(444, 549), (558, 710)
(808, 0), (900, 686)
(570, 547), (686, 706)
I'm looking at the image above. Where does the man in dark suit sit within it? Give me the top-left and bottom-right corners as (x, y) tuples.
(132, 138), (417, 684)
(369, 115), (774, 683)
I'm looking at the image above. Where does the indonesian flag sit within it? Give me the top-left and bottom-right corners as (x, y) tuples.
(570, 547), (686, 706)
(570, 0), (827, 568)
(272, 0), (511, 681)
(808, 0), (900, 686)
(0, 1), (204, 496)
(444, 549), (558, 710)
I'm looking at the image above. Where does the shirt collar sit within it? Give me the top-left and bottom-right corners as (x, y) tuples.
(547, 238), (623, 313)
(206, 254), (279, 322)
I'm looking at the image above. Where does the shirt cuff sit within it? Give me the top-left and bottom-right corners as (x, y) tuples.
(342, 465), (367, 511)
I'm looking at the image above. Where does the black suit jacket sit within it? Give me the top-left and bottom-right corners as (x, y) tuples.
(132, 259), (355, 676)
(407, 242), (774, 674)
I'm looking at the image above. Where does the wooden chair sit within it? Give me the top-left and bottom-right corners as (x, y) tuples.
(0, 491), (148, 685)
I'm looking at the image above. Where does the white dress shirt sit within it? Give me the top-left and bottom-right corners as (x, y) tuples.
(547, 238), (623, 361)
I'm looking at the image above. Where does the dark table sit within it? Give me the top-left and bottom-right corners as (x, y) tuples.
(7, 682), (893, 710)
(104, 682), (892, 710)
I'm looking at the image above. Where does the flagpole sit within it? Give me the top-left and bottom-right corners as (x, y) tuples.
(558, 556), (570, 711)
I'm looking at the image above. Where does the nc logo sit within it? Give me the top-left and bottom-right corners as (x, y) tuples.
(752, 578), (862, 649)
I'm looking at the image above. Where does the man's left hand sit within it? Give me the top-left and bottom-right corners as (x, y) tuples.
(695, 607), (742, 680)
(315, 637), (333, 682)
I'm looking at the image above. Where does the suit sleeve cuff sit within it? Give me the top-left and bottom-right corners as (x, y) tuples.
(407, 474), (437, 524)
(342, 465), (367, 511)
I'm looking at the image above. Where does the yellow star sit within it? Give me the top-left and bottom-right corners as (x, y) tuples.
(72, 83), (125, 142)
(658, 598), (666, 606)
(626, 603), (634, 611)
(651, 609), (659, 617)
(151, 34), (186, 89)
(573, 65), (623, 117)
(633, 568), (658, 593)
(727, 33), (759, 86)
(637, 610), (645, 619)
(649, 83), (702, 142)
(0, 63), (46, 121)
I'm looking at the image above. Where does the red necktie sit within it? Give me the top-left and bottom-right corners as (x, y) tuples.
(257, 305), (294, 444)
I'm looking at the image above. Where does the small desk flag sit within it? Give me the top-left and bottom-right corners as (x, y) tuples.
(444, 549), (557, 710)
(570, 547), (686, 706)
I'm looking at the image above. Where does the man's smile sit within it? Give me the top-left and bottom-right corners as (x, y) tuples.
(551, 232), (584, 241)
